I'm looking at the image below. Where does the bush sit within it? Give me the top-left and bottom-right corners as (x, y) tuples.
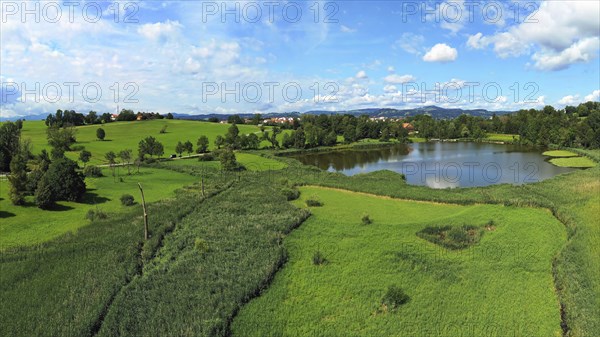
(417, 225), (483, 250)
(84, 165), (103, 177)
(306, 199), (322, 207)
(120, 194), (135, 206)
(281, 187), (300, 201)
(198, 153), (214, 161)
(85, 208), (108, 221)
(361, 213), (372, 225)
(382, 285), (410, 310)
(194, 237), (209, 253)
(312, 250), (326, 265)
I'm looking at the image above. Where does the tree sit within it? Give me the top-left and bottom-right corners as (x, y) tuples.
(100, 113), (112, 123)
(269, 126), (281, 148)
(184, 140), (194, 155)
(47, 126), (76, 154)
(34, 175), (55, 209)
(119, 149), (133, 174)
(214, 135), (225, 149)
(251, 113), (262, 125)
(34, 157), (86, 208)
(166, 113), (174, 119)
(105, 151), (117, 178)
(79, 150), (92, 167)
(0, 121), (21, 172)
(26, 150), (51, 195)
(225, 124), (240, 148)
(86, 111), (98, 124)
(105, 151), (117, 166)
(343, 125), (356, 143)
(159, 125), (168, 134)
(293, 127), (306, 148)
(282, 133), (293, 148)
(227, 115), (244, 124)
(218, 147), (239, 171)
(138, 136), (164, 159)
(96, 128), (106, 141)
(8, 151), (28, 205)
(175, 141), (185, 157)
(196, 135), (209, 153)
(246, 133), (260, 150)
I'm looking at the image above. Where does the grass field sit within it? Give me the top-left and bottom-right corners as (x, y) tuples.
(543, 150), (579, 158)
(542, 150), (597, 168)
(549, 157), (597, 168)
(232, 186), (566, 337)
(164, 152), (287, 172)
(17, 120), (270, 165)
(0, 167), (198, 249)
(486, 133), (519, 142)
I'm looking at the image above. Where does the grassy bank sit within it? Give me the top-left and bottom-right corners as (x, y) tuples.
(232, 186), (566, 337)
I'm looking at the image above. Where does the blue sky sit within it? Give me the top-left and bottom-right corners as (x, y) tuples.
(1, 0), (599, 117)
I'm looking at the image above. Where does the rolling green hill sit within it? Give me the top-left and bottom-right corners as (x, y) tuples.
(18, 120), (268, 165)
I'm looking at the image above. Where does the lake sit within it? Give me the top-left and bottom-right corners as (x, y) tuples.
(289, 142), (577, 188)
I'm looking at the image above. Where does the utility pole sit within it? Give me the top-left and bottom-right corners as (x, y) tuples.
(138, 183), (149, 240)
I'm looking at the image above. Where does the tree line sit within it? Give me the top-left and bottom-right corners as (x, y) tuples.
(44, 109), (173, 127)
(410, 102), (600, 148)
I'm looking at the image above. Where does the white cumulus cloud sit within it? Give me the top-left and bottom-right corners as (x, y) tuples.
(423, 43), (458, 63)
(355, 70), (368, 79)
(584, 90), (600, 102)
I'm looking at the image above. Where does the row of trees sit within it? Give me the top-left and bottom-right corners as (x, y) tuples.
(410, 102), (600, 148)
(44, 109), (174, 128)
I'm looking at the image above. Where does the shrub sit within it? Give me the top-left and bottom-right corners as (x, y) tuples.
(417, 225), (483, 250)
(120, 194), (135, 206)
(281, 187), (300, 201)
(194, 237), (209, 253)
(199, 153), (214, 161)
(312, 250), (326, 265)
(382, 285), (410, 310)
(306, 199), (322, 207)
(361, 213), (372, 225)
(85, 208), (108, 221)
(84, 165), (103, 177)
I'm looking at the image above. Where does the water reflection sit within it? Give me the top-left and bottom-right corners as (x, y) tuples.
(289, 142), (577, 188)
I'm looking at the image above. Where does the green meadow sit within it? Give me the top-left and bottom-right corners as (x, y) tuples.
(0, 167), (198, 249)
(18, 120), (270, 165)
(543, 150), (597, 168)
(1, 119), (598, 337)
(486, 133), (519, 142)
(232, 186), (566, 337)
(164, 152), (287, 172)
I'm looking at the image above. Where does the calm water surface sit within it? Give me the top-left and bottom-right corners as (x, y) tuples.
(290, 142), (576, 188)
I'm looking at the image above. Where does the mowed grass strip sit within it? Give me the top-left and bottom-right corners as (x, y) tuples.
(549, 157), (597, 168)
(543, 150), (579, 158)
(232, 186), (567, 337)
(0, 167), (198, 249)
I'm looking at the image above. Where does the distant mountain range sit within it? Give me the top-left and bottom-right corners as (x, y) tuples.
(172, 106), (513, 121)
(1, 106), (513, 122)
